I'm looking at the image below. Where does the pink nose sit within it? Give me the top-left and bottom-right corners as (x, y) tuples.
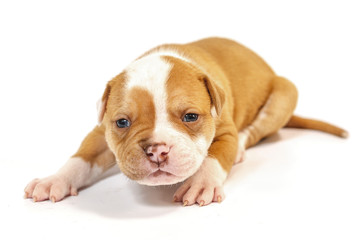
(145, 143), (170, 166)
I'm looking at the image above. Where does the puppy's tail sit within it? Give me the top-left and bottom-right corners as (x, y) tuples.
(285, 115), (349, 138)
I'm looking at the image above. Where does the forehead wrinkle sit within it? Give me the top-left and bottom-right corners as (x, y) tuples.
(110, 88), (152, 120)
(130, 87), (157, 118)
(165, 57), (211, 112)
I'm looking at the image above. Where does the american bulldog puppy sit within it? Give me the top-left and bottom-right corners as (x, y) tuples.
(24, 37), (347, 206)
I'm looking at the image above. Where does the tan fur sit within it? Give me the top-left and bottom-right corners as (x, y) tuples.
(72, 125), (115, 169)
(164, 57), (216, 141)
(106, 86), (157, 180)
(285, 115), (348, 138)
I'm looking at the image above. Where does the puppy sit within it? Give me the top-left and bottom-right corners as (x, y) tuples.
(24, 37), (347, 206)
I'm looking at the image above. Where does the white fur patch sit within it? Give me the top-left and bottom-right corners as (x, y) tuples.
(142, 122), (209, 185)
(96, 98), (106, 125)
(235, 129), (250, 164)
(125, 54), (172, 94)
(57, 157), (105, 188)
(238, 130), (249, 150)
(198, 157), (227, 183)
(24, 157), (118, 202)
(195, 136), (211, 156)
(210, 106), (217, 118)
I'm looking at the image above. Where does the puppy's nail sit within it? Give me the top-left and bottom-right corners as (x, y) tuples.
(183, 200), (189, 206)
(24, 192), (28, 199)
(217, 196), (222, 203)
(70, 187), (78, 196)
(51, 196), (56, 203)
(173, 196), (177, 202)
(199, 200), (205, 207)
(341, 131), (349, 138)
(33, 197), (37, 202)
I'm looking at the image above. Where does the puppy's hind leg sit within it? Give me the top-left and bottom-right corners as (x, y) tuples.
(235, 76), (298, 161)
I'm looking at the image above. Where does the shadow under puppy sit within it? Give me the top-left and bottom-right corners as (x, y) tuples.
(24, 37), (348, 206)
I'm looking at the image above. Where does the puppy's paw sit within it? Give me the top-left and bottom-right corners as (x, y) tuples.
(173, 178), (225, 206)
(173, 157), (227, 206)
(24, 175), (78, 203)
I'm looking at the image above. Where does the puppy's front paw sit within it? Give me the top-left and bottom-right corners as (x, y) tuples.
(24, 175), (78, 203)
(173, 178), (225, 206)
(173, 157), (227, 206)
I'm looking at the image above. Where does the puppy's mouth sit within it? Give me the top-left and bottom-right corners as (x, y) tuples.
(149, 169), (174, 178)
(137, 168), (186, 186)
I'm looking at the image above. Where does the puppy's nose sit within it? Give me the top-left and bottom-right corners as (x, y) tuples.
(145, 143), (170, 166)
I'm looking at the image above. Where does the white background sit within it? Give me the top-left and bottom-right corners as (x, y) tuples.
(1, 0), (359, 239)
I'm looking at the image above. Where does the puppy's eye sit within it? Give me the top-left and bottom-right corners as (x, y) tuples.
(183, 113), (198, 122)
(116, 119), (131, 128)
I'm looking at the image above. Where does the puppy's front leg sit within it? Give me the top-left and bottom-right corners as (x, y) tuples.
(24, 125), (117, 202)
(174, 124), (238, 206)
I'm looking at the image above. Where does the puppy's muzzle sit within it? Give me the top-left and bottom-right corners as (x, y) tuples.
(145, 143), (170, 167)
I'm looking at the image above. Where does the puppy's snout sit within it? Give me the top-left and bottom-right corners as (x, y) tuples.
(145, 143), (170, 166)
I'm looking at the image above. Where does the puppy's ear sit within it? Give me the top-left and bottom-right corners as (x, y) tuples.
(97, 82), (111, 125)
(201, 75), (225, 118)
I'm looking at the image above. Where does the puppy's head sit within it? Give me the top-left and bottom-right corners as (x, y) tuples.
(98, 54), (224, 186)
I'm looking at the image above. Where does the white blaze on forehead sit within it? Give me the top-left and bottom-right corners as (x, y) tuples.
(125, 55), (172, 122)
(125, 54), (182, 145)
(125, 54), (173, 92)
